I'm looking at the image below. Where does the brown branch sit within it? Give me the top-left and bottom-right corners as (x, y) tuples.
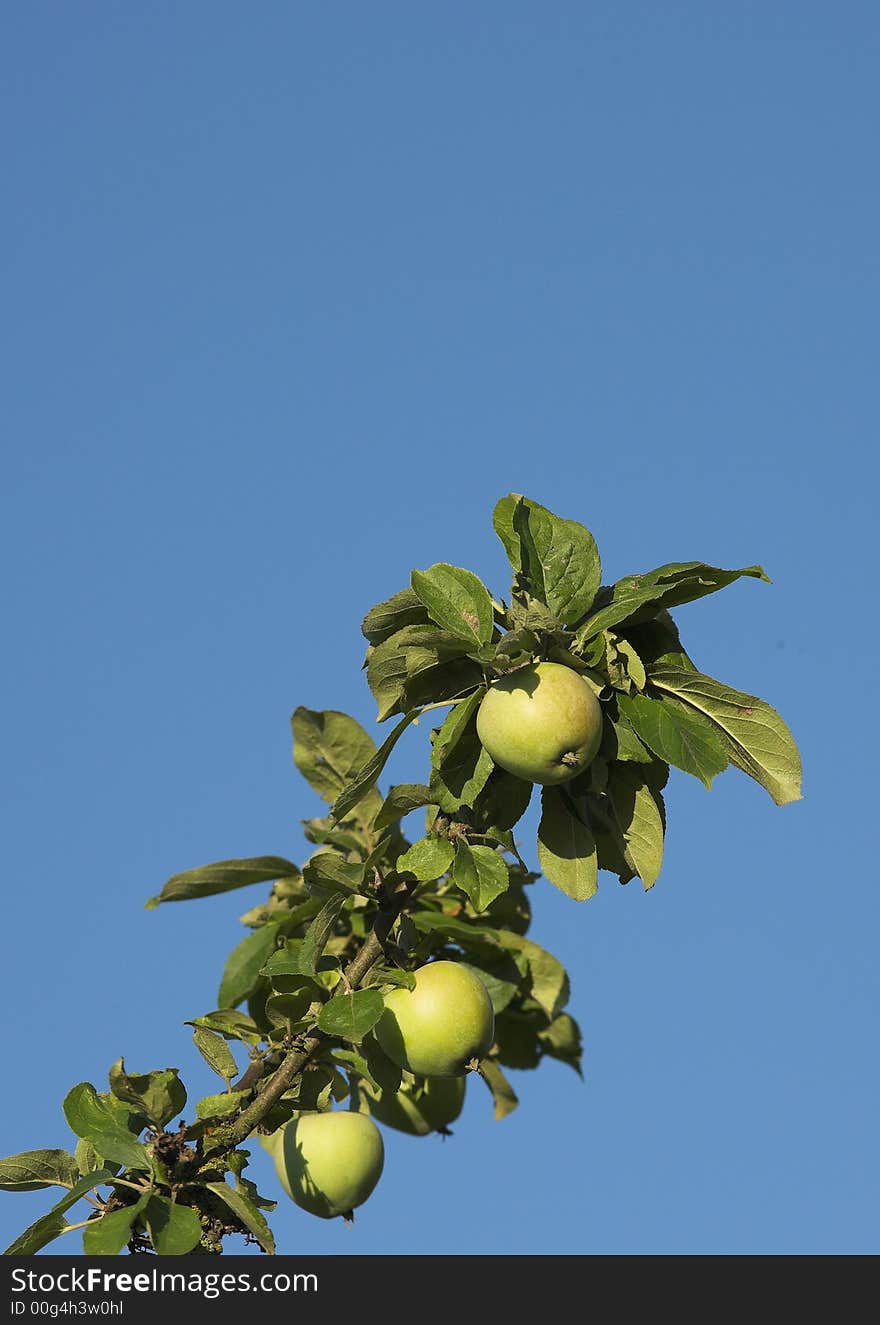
(203, 880), (414, 1158)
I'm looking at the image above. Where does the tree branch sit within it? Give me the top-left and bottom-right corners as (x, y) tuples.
(204, 880), (414, 1157)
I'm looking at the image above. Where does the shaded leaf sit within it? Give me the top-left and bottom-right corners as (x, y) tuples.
(497, 933), (570, 1019)
(471, 767), (533, 833)
(461, 956), (522, 1014)
(374, 783), (436, 829)
(601, 711), (653, 763)
(606, 763), (665, 889)
(368, 626), (472, 721)
(361, 1033), (402, 1094)
(410, 911), (501, 948)
(430, 691), (493, 812)
(218, 922), (282, 1009)
(537, 786), (598, 901)
(495, 1010), (542, 1069)
(539, 1013), (584, 1076)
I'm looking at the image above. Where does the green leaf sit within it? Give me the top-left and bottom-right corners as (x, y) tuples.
(3, 1169), (116, 1255)
(461, 956), (522, 1014)
(602, 711), (653, 763)
(617, 691), (728, 788)
(364, 966), (417, 992)
(204, 1181), (275, 1254)
(195, 1091), (247, 1121)
(429, 691), (493, 812)
(295, 891), (348, 974)
(605, 635), (647, 692)
(367, 626), (472, 721)
(147, 856), (298, 909)
(494, 1009), (542, 1070)
(0, 1149), (80, 1193)
(218, 922), (283, 1009)
(576, 562), (769, 645)
(361, 1033), (403, 1094)
(62, 1084), (151, 1172)
(330, 711), (420, 823)
(192, 1028), (238, 1083)
(75, 1138), (109, 1178)
(365, 637), (410, 722)
(537, 786), (598, 902)
(478, 1060), (519, 1121)
(144, 1195), (203, 1255)
(332, 1048), (381, 1092)
(648, 667), (803, 805)
(317, 990), (385, 1043)
(539, 1013), (584, 1076)
(82, 1195), (148, 1256)
(606, 763), (665, 889)
(451, 843), (510, 913)
(108, 1062), (187, 1130)
(291, 707), (379, 807)
(497, 495), (602, 626)
(302, 852), (365, 897)
(264, 987), (318, 1028)
(186, 1010), (262, 1044)
(409, 911), (503, 953)
(374, 783), (436, 829)
(397, 835), (455, 882)
(362, 587), (432, 645)
(301, 819), (365, 852)
(497, 933), (570, 1020)
(410, 563), (495, 646)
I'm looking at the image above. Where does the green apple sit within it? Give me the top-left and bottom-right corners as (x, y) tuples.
(375, 961), (494, 1077)
(476, 661), (602, 784)
(273, 1110), (384, 1220)
(363, 1074), (466, 1136)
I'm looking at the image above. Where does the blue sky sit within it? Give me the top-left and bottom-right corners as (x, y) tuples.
(1, 2), (877, 1255)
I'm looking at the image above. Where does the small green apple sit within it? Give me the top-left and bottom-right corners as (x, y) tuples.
(375, 961), (494, 1077)
(476, 661), (602, 784)
(363, 1074), (466, 1136)
(273, 1110), (384, 1220)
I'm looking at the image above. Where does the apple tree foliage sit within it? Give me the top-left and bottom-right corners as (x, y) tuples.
(1, 495), (802, 1255)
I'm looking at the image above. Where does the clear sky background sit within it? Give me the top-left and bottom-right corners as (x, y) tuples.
(2, 3), (877, 1256)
